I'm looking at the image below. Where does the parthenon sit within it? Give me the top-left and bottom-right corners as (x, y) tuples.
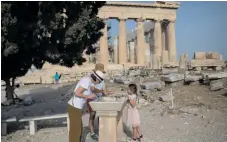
(96, 1), (180, 69)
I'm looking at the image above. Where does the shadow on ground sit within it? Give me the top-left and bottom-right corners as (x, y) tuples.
(2, 82), (134, 137)
(222, 92), (227, 97)
(81, 126), (90, 142)
(124, 123), (133, 138)
(2, 83), (76, 134)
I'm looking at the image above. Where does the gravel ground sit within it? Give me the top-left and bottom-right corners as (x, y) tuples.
(1, 82), (227, 142)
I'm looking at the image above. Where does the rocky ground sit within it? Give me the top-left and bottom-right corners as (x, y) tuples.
(1, 70), (227, 142)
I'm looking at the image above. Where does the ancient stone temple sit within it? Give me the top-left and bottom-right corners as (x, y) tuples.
(97, 1), (180, 69)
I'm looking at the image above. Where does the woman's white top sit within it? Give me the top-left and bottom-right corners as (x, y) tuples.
(68, 76), (92, 109)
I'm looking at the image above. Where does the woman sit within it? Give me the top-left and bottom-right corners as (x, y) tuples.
(68, 70), (105, 142)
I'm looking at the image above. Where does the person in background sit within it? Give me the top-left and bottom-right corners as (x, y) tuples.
(127, 83), (144, 142)
(87, 63), (113, 140)
(68, 70), (105, 142)
(54, 72), (60, 84)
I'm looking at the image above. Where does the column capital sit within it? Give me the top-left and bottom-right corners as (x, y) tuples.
(161, 19), (169, 24)
(114, 36), (118, 40)
(102, 18), (108, 21)
(130, 39), (135, 42)
(136, 17), (144, 22)
(169, 19), (176, 23)
(117, 18), (127, 21)
(153, 19), (162, 23)
(161, 22), (169, 28)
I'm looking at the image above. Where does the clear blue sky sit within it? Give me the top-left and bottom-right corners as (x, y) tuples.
(108, 1), (227, 60)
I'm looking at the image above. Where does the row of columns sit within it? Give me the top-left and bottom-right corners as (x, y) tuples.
(99, 18), (177, 69)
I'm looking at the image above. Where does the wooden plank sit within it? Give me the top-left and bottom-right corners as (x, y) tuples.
(1, 117), (17, 123)
(19, 113), (68, 122)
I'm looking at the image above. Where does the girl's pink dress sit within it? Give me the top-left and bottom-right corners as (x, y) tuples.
(127, 94), (141, 127)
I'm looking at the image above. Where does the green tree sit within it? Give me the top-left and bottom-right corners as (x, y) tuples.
(1, 1), (105, 104)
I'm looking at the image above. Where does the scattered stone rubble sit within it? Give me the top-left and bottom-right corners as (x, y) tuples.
(109, 65), (227, 109)
(6, 63), (226, 110)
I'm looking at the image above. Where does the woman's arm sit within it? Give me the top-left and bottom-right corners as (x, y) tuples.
(91, 86), (104, 94)
(90, 86), (113, 95)
(75, 86), (94, 99)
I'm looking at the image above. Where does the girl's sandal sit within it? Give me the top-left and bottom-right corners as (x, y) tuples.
(137, 135), (144, 142)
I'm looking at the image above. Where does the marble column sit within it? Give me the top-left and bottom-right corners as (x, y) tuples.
(118, 18), (127, 65)
(96, 50), (101, 63)
(149, 29), (154, 68)
(100, 19), (109, 68)
(113, 36), (119, 64)
(179, 53), (188, 69)
(167, 20), (177, 62)
(129, 40), (136, 63)
(154, 20), (162, 58)
(220, 54), (223, 60)
(134, 37), (138, 64)
(144, 32), (151, 66)
(136, 18), (145, 65)
(161, 22), (168, 66)
(153, 19), (162, 69)
(127, 42), (130, 62)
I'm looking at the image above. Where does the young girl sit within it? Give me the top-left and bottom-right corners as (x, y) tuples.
(127, 83), (144, 142)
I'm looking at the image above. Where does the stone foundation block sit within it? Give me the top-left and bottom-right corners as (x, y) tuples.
(194, 52), (207, 59)
(166, 81), (184, 87)
(202, 72), (227, 80)
(140, 81), (162, 90)
(190, 59), (225, 67)
(161, 74), (184, 83)
(209, 80), (224, 91)
(162, 67), (178, 75)
(206, 52), (220, 59)
(184, 75), (202, 82)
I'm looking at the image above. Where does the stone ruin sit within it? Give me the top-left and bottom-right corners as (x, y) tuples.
(164, 51), (223, 72)
(2, 51), (224, 92)
(180, 52), (225, 71)
(109, 59), (227, 105)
